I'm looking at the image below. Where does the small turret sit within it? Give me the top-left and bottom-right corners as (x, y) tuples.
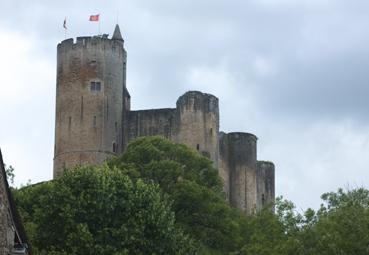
(112, 24), (124, 42)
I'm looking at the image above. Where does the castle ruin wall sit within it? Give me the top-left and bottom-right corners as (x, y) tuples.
(256, 161), (275, 211)
(176, 91), (219, 167)
(127, 108), (177, 142)
(220, 132), (258, 214)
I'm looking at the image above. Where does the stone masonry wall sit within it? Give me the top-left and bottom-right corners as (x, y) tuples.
(256, 161), (275, 211)
(0, 154), (15, 255)
(126, 91), (220, 168)
(54, 36), (126, 177)
(176, 91), (219, 167)
(127, 108), (177, 142)
(219, 132), (230, 200)
(219, 132), (258, 214)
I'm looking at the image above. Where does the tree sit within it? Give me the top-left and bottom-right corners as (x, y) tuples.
(240, 189), (369, 255)
(5, 164), (15, 185)
(14, 165), (197, 255)
(312, 188), (369, 255)
(108, 136), (223, 194)
(239, 197), (304, 255)
(108, 136), (248, 253)
(14, 136), (369, 254)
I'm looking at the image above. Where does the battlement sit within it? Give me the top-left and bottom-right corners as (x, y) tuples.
(176, 91), (219, 113)
(227, 132), (258, 141)
(257, 160), (274, 167)
(57, 34), (124, 53)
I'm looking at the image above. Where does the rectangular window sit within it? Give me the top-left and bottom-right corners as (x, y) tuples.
(68, 116), (72, 130)
(93, 116), (97, 127)
(90, 81), (101, 91)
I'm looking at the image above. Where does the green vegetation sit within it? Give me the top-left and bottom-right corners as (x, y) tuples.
(5, 164), (15, 185)
(13, 137), (369, 254)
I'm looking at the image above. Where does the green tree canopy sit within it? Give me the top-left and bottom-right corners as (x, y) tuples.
(108, 136), (223, 194)
(14, 136), (369, 255)
(14, 165), (196, 255)
(108, 137), (249, 253)
(239, 189), (369, 255)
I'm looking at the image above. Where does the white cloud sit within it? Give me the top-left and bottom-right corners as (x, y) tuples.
(0, 25), (55, 186)
(258, 118), (369, 210)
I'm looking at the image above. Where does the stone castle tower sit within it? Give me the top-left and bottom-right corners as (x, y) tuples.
(53, 25), (275, 213)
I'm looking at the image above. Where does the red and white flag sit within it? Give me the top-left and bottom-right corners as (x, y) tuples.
(89, 14), (100, 22)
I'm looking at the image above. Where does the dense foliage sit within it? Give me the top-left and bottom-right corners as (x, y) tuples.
(13, 137), (369, 254)
(107, 137), (247, 253)
(14, 165), (196, 254)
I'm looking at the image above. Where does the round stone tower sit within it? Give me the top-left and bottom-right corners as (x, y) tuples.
(256, 161), (275, 210)
(176, 91), (219, 167)
(53, 25), (127, 178)
(227, 132), (257, 214)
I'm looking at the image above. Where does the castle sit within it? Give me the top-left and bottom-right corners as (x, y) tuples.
(53, 24), (275, 214)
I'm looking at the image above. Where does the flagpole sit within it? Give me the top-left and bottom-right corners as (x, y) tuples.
(98, 13), (101, 35)
(63, 17), (67, 39)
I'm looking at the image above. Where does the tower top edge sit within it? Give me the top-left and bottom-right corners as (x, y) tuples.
(257, 160), (275, 166)
(58, 35), (123, 48)
(176, 90), (219, 103)
(227, 132), (258, 140)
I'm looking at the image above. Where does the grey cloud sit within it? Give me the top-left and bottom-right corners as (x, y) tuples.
(1, 0), (369, 209)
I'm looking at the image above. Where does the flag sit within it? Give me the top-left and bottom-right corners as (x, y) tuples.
(89, 14), (100, 22)
(63, 17), (67, 29)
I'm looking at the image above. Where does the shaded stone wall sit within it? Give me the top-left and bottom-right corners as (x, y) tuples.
(176, 91), (219, 167)
(219, 132), (230, 200)
(126, 91), (220, 168)
(54, 36), (126, 177)
(0, 161), (14, 255)
(127, 108), (176, 141)
(219, 132), (258, 214)
(256, 161), (275, 211)
(0, 150), (29, 255)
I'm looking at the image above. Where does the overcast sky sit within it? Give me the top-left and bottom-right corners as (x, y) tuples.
(1, 0), (369, 211)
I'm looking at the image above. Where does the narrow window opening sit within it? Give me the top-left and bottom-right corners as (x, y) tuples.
(80, 96), (84, 120)
(113, 142), (117, 153)
(90, 81), (101, 92)
(106, 97), (109, 120)
(93, 116), (97, 127)
(196, 144), (200, 151)
(115, 122), (118, 132)
(210, 128), (213, 135)
(68, 116), (72, 130)
(262, 194), (265, 206)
